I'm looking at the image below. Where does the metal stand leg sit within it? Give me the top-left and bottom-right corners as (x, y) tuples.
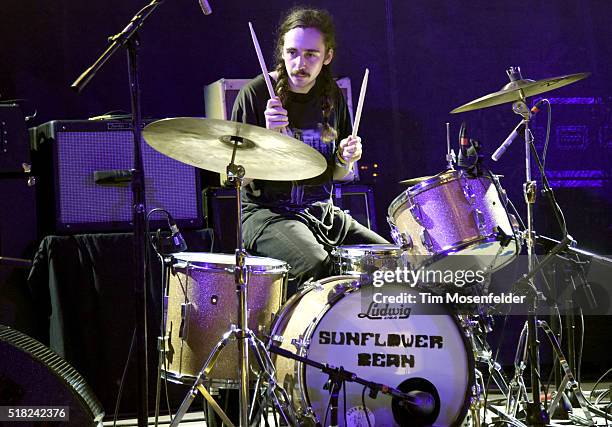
(539, 320), (611, 426)
(169, 326), (295, 427)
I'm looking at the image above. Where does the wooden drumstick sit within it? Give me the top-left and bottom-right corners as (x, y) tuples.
(249, 22), (276, 99)
(249, 22), (289, 136)
(352, 68), (369, 138)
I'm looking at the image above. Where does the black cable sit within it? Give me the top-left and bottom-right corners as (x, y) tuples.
(113, 327), (137, 426)
(343, 382), (347, 426)
(528, 129), (568, 236)
(540, 99), (552, 171)
(481, 303), (512, 427)
(589, 368), (612, 404)
(323, 387), (332, 427)
(543, 304), (563, 405)
(361, 386), (372, 427)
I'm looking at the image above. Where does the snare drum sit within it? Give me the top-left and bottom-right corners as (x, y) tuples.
(270, 276), (474, 426)
(332, 244), (404, 275)
(388, 170), (519, 273)
(163, 252), (287, 384)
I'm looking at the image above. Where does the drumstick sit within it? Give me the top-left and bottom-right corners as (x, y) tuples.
(249, 22), (276, 99)
(249, 22), (289, 136)
(352, 68), (369, 138)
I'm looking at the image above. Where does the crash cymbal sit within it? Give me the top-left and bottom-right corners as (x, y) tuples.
(399, 175), (433, 186)
(143, 117), (327, 181)
(450, 72), (590, 114)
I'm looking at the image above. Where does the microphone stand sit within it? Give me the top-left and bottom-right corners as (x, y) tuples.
(268, 345), (436, 424)
(71, 1), (166, 425)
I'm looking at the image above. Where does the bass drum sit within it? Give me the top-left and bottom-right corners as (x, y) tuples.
(270, 276), (474, 427)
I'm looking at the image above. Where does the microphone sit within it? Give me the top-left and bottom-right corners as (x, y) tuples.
(399, 390), (436, 416)
(459, 121), (469, 157)
(157, 214), (188, 254)
(168, 215), (188, 253)
(198, 0), (212, 15)
(491, 99), (546, 162)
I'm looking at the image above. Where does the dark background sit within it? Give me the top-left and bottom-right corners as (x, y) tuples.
(1, 0), (611, 418)
(2, 0), (610, 251)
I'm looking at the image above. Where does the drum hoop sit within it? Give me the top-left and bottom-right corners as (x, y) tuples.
(173, 255), (289, 275)
(333, 245), (402, 258)
(408, 169), (461, 195)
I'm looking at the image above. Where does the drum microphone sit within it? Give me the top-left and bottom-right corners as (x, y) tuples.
(157, 213), (188, 254)
(168, 215), (188, 252)
(198, 0), (212, 15)
(459, 121), (469, 157)
(457, 122), (483, 174)
(398, 390), (436, 415)
(492, 99), (546, 161)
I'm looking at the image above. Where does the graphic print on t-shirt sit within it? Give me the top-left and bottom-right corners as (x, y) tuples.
(290, 127), (335, 161)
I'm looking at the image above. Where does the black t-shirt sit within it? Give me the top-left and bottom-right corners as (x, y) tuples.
(231, 74), (352, 209)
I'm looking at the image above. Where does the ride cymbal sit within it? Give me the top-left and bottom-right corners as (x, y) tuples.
(451, 72), (590, 114)
(143, 117), (327, 181)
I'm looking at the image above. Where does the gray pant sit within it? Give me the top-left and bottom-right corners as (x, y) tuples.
(248, 216), (388, 295)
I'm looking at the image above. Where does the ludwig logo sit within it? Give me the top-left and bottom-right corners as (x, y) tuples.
(358, 302), (411, 320)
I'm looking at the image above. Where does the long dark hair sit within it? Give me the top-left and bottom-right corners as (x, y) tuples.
(273, 7), (338, 142)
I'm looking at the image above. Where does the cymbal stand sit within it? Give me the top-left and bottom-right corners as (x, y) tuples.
(510, 86), (550, 425)
(169, 137), (294, 427)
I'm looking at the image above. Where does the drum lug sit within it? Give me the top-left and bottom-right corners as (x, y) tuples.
(270, 334), (284, 345)
(409, 203), (423, 225)
(389, 218), (413, 249)
(473, 208), (486, 232)
(420, 228), (434, 251)
(179, 302), (191, 339)
(461, 179), (477, 205)
(158, 335), (170, 352)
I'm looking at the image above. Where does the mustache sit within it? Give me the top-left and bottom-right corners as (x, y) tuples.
(291, 69), (310, 77)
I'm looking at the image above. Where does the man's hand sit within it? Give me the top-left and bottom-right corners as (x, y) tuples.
(337, 135), (362, 164)
(264, 97), (289, 131)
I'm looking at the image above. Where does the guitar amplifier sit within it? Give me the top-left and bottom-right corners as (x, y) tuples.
(31, 119), (202, 233)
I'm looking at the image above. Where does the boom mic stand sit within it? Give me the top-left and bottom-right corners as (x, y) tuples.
(491, 67), (610, 425)
(267, 345), (437, 425)
(71, 1), (168, 425)
(489, 66), (550, 425)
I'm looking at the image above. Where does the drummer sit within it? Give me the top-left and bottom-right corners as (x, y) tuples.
(232, 7), (388, 294)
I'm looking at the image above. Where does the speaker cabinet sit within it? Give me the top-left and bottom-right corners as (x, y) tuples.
(31, 120), (203, 233)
